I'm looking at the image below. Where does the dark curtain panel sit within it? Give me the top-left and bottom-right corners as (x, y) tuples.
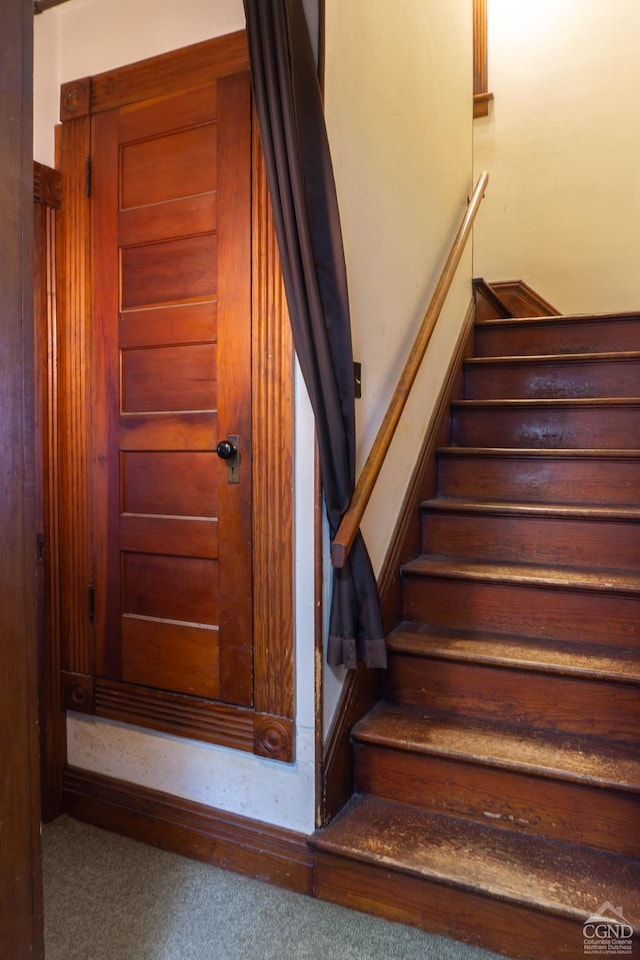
(243, 0), (386, 669)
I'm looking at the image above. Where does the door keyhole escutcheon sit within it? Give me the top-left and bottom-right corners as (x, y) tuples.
(216, 435), (240, 483)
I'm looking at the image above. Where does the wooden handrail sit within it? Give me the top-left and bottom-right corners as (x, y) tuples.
(331, 170), (489, 568)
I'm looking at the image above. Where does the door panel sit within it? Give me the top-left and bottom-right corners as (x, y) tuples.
(121, 451), (217, 516)
(92, 68), (252, 705)
(120, 515), (218, 558)
(122, 553), (217, 622)
(120, 125), (217, 207)
(121, 617), (219, 697)
(122, 343), (217, 412)
(118, 302), (217, 350)
(119, 194), (217, 246)
(121, 234), (218, 309)
(118, 85), (218, 144)
(119, 411), (218, 451)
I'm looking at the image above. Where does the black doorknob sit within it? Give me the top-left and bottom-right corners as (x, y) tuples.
(216, 439), (237, 460)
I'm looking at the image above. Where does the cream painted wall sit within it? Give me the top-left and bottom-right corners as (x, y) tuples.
(33, 8), (60, 166)
(473, 0), (640, 314)
(34, 0), (318, 834)
(325, 0), (474, 572)
(322, 0), (474, 715)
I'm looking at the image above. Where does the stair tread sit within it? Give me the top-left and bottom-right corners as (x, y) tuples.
(387, 624), (640, 683)
(420, 497), (640, 520)
(353, 703), (640, 790)
(475, 310), (640, 328)
(438, 446), (640, 458)
(403, 554), (640, 593)
(466, 349), (640, 364)
(452, 397), (640, 408)
(314, 795), (640, 924)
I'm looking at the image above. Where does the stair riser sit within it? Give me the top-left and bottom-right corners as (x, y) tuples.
(475, 317), (640, 358)
(464, 358), (640, 400)
(313, 851), (585, 960)
(438, 454), (640, 506)
(421, 513), (640, 570)
(386, 657), (639, 742)
(451, 405), (640, 449)
(354, 744), (640, 857)
(403, 575), (640, 647)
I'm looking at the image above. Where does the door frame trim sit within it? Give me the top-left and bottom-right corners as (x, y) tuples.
(34, 160), (66, 820)
(0, 3), (44, 950)
(56, 31), (296, 763)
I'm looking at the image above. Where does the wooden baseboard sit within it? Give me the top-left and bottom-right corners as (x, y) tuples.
(63, 766), (313, 894)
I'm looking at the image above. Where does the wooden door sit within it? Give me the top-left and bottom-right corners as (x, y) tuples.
(58, 34), (294, 763)
(91, 70), (253, 706)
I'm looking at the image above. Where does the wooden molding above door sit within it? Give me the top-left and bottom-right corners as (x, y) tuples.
(56, 33), (296, 763)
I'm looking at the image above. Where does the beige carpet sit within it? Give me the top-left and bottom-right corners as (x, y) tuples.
(43, 815), (509, 960)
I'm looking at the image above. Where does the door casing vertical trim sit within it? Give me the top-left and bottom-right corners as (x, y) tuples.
(34, 161), (66, 821)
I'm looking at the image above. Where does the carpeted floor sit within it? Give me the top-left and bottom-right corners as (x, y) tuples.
(43, 816), (510, 960)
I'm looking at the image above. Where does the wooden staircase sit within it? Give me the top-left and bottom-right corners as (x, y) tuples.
(312, 286), (640, 959)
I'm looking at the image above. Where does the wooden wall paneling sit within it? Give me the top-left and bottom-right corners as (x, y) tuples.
(0, 3), (44, 953)
(251, 126), (295, 748)
(34, 162), (66, 821)
(58, 114), (94, 688)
